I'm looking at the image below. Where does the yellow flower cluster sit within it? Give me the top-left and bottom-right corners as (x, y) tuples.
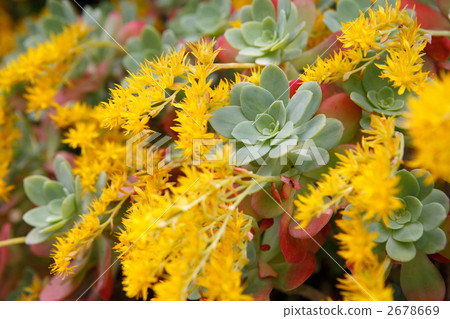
(301, 1), (428, 94)
(0, 95), (21, 201)
(0, 5), (15, 59)
(405, 73), (450, 183)
(116, 147), (255, 300)
(0, 23), (89, 115)
(51, 174), (129, 278)
(294, 115), (402, 300)
(100, 48), (190, 135)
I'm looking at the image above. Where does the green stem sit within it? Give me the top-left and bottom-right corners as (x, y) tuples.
(0, 236), (26, 248)
(420, 29), (450, 37)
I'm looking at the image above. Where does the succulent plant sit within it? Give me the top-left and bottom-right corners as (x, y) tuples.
(370, 169), (449, 263)
(23, 156), (106, 245)
(224, 0), (308, 65)
(209, 64), (343, 177)
(342, 63), (406, 117)
(122, 25), (177, 73)
(168, 0), (230, 40)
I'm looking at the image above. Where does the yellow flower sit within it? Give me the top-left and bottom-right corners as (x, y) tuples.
(340, 13), (379, 54)
(63, 122), (100, 150)
(404, 73), (450, 183)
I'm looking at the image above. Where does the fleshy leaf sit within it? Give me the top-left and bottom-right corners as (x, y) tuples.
(240, 85), (275, 119)
(24, 176), (50, 206)
(395, 170), (420, 198)
(23, 207), (52, 228)
(43, 181), (66, 203)
(419, 203), (447, 232)
(392, 222), (423, 242)
(386, 237), (416, 262)
(415, 228), (447, 254)
(260, 64), (290, 106)
(210, 105), (248, 138)
(400, 251), (445, 301)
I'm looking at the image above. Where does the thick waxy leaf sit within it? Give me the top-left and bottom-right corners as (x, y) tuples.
(404, 196), (423, 222)
(269, 135), (297, 158)
(241, 21), (263, 45)
(396, 170), (420, 198)
(25, 227), (54, 245)
(48, 199), (64, 216)
(293, 114), (326, 141)
(241, 86), (275, 119)
(422, 189), (450, 212)
(23, 207), (52, 228)
(54, 155), (75, 193)
(415, 228), (447, 254)
(251, 189), (294, 219)
(260, 64), (290, 106)
(232, 121), (262, 144)
(255, 114), (275, 133)
(235, 142), (271, 165)
(393, 222), (423, 242)
(419, 203), (447, 231)
(370, 222), (391, 243)
(62, 194), (77, 219)
(252, 0), (276, 21)
(271, 121), (294, 144)
(400, 252), (445, 301)
(411, 169), (434, 200)
(210, 106), (248, 138)
(386, 237), (416, 262)
(289, 144), (329, 172)
(272, 252), (316, 291)
(294, 81), (322, 124)
(285, 90), (313, 124)
(289, 208), (333, 239)
(225, 28), (248, 50)
(267, 101), (286, 126)
(40, 273), (83, 301)
(43, 181), (66, 203)
(310, 118), (343, 150)
(230, 82), (254, 106)
(24, 176), (50, 206)
(279, 213), (307, 263)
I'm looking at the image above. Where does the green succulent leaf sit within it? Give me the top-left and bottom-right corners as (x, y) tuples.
(255, 114), (275, 133)
(241, 86), (274, 119)
(23, 207), (52, 228)
(285, 90), (313, 124)
(415, 228), (447, 254)
(24, 176), (50, 206)
(232, 121), (262, 144)
(62, 194), (77, 219)
(311, 118), (344, 150)
(25, 227), (54, 245)
(392, 222), (423, 243)
(40, 219), (70, 234)
(411, 169), (434, 200)
(422, 189), (450, 212)
(404, 196), (423, 222)
(370, 222), (390, 243)
(396, 170), (420, 198)
(210, 106), (248, 138)
(419, 203), (447, 232)
(54, 155), (75, 193)
(252, 0), (276, 21)
(267, 101), (287, 126)
(43, 181), (66, 203)
(294, 114), (326, 141)
(386, 237), (416, 262)
(229, 82), (254, 106)
(48, 198), (64, 216)
(260, 64), (290, 106)
(225, 28), (248, 50)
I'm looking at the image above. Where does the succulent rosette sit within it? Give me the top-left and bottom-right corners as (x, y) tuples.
(370, 169), (449, 263)
(22, 156), (105, 245)
(210, 64), (343, 177)
(224, 0), (308, 64)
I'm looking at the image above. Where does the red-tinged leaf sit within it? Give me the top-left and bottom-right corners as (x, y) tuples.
(272, 251), (316, 291)
(271, 183), (282, 204)
(259, 219), (274, 233)
(216, 35), (239, 63)
(438, 214), (450, 260)
(289, 208), (333, 239)
(260, 244), (271, 251)
(437, 0), (450, 18)
(305, 223), (331, 254)
(0, 223), (12, 280)
(258, 260), (278, 279)
(279, 213), (307, 263)
(429, 253), (450, 263)
(316, 93), (362, 143)
(237, 194), (259, 219)
(40, 275), (81, 301)
(425, 36), (450, 62)
(251, 189), (294, 219)
(244, 269), (273, 300)
(401, 0), (450, 30)
(281, 183), (292, 199)
(280, 175), (301, 190)
(289, 79), (303, 98)
(94, 236), (114, 301)
(400, 252), (446, 301)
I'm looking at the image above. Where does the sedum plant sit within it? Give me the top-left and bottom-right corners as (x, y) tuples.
(210, 64), (343, 177)
(370, 169), (449, 263)
(22, 155), (106, 245)
(342, 63), (406, 116)
(225, 0), (307, 64)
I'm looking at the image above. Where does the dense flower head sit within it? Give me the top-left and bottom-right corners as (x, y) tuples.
(405, 73), (450, 183)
